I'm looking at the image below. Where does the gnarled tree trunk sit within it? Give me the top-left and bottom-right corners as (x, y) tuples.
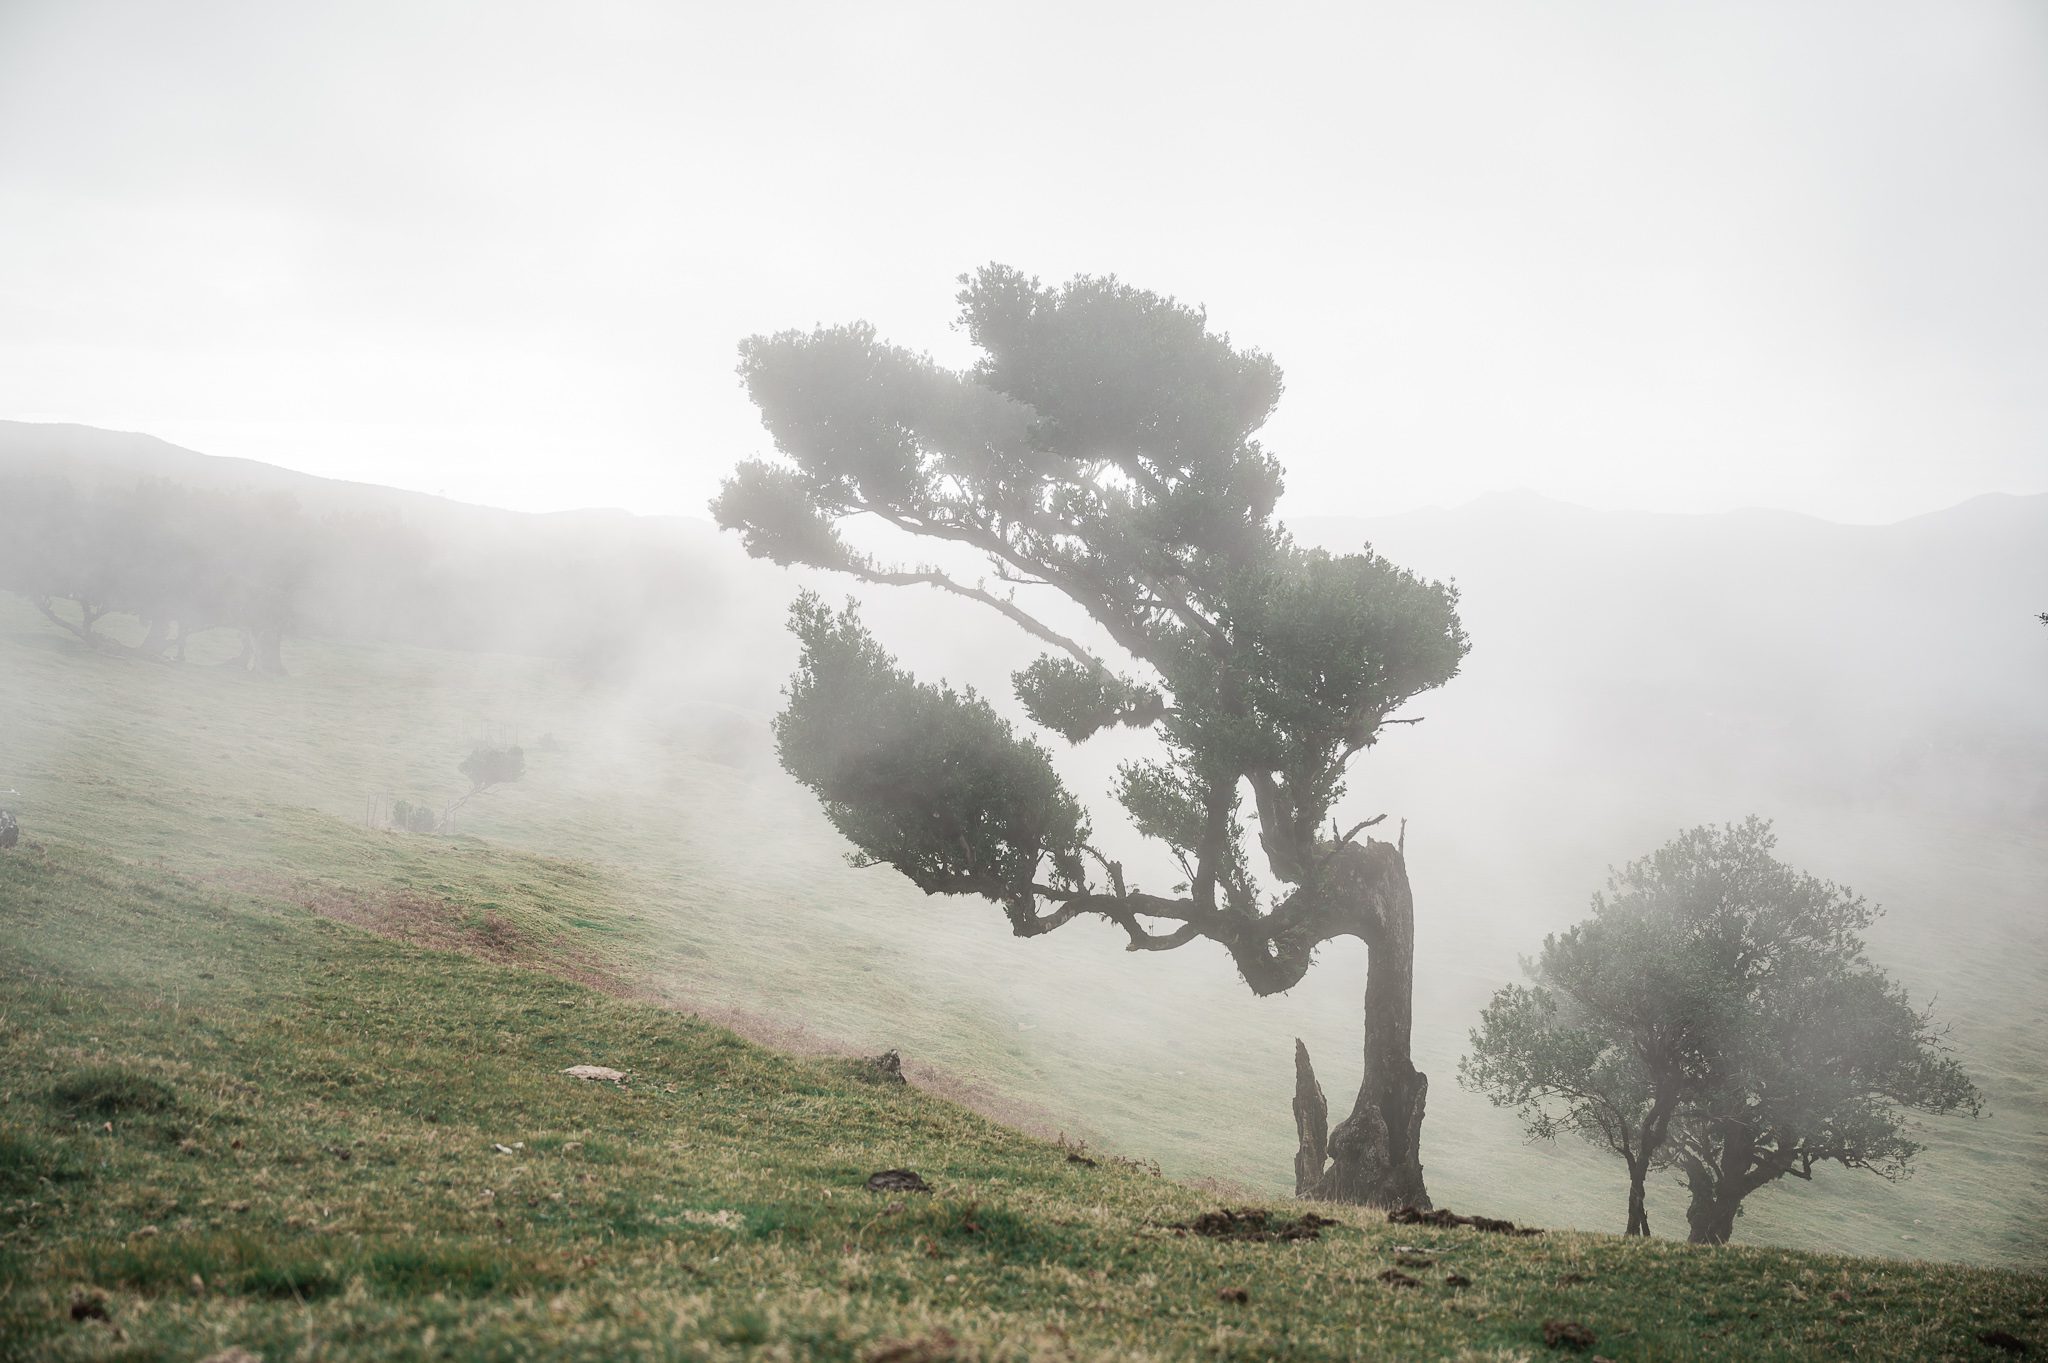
(1680, 1129), (1779, 1244)
(1625, 1160), (1651, 1236)
(1294, 838), (1430, 1209)
(1684, 1181), (1741, 1244)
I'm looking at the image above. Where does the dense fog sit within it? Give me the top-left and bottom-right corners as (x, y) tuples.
(2, 0), (2044, 1293)
(3, 416), (2042, 1265)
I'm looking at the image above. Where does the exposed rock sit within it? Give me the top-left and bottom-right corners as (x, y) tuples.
(563, 1065), (627, 1082)
(860, 1050), (907, 1085)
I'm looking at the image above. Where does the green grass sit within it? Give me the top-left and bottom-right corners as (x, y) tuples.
(0, 593), (2043, 1276)
(3, 840), (2043, 1361)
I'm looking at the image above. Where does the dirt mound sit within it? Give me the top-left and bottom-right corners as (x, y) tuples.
(1170, 1207), (1341, 1243)
(1388, 1205), (1543, 1236)
(1543, 1319), (1596, 1350)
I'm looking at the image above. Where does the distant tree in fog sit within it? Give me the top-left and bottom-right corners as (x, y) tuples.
(0, 473), (310, 672)
(715, 266), (1469, 1208)
(458, 744), (526, 794)
(388, 798), (438, 834)
(1462, 818), (1979, 1244)
(0, 474), (111, 641)
(432, 744), (527, 832)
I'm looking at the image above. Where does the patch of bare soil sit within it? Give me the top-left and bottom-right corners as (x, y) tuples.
(206, 868), (617, 991)
(1169, 1207), (1341, 1243)
(864, 1329), (965, 1363)
(198, 864), (1096, 1150)
(1542, 1319), (1596, 1350)
(1388, 1205), (1544, 1236)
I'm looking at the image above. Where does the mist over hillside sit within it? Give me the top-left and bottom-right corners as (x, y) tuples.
(3, 422), (2043, 1267)
(0, 420), (766, 688)
(6, 4), (2046, 1351)
(1308, 491), (2048, 823)
(12, 418), (2040, 824)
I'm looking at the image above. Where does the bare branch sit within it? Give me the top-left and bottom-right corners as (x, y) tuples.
(1332, 814), (1388, 845)
(845, 560), (1101, 670)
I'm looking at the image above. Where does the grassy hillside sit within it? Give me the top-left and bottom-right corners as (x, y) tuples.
(1, 572), (2044, 1280)
(5, 826), (2044, 1361)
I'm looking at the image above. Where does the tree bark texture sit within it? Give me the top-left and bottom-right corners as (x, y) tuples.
(1625, 1163), (1651, 1237)
(1682, 1145), (1749, 1244)
(1292, 1039), (1328, 1195)
(1685, 1186), (1741, 1244)
(1293, 839), (1430, 1209)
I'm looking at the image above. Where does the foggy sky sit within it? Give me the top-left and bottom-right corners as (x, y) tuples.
(2, 0), (2044, 524)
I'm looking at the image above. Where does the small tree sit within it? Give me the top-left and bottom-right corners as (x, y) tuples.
(388, 799), (437, 834)
(1672, 939), (1981, 1244)
(716, 267), (1469, 1205)
(458, 745), (527, 792)
(1463, 818), (1979, 1243)
(438, 744), (526, 830)
(1460, 828), (1757, 1235)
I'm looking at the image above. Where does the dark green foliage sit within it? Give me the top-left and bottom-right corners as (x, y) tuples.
(713, 459), (854, 569)
(1012, 656), (1164, 744)
(776, 596), (1089, 919)
(388, 799), (438, 834)
(48, 1066), (177, 1118)
(717, 266), (1468, 979)
(458, 744), (526, 793)
(1462, 819), (1982, 1243)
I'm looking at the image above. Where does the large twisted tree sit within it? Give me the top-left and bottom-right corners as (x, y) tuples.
(714, 266), (1469, 1205)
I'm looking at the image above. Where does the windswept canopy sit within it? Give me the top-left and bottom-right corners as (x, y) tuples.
(716, 267), (1468, 992)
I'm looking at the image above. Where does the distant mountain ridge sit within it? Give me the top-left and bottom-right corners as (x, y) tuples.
(7, 418), (2034, 536)
(5, 418), (2044, 823)
(0, 420), (722, 537)
(0, 420), (749, 673)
